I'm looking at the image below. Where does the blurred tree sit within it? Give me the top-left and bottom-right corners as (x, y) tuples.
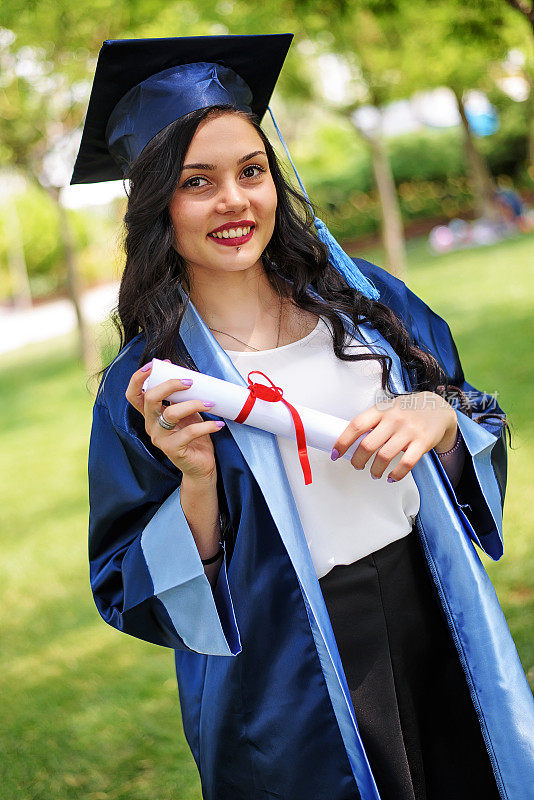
(0, 0), (178, 369)
(288, 1), (409, 277)
(0, 29), (99, 368)
(387, 0), (522, 220)
(0, 171), (32, 309)
(291, 0), (524, 275)
(2, 0), (530, 295)
(500, 2), (534, 169)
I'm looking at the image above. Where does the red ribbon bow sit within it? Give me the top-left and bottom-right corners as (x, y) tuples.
(234, 370), (312, 485)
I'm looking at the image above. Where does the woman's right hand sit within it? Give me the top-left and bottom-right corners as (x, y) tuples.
(125, 361), (225, 482)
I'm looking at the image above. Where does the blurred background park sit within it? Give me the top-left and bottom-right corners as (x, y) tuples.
(1, 1), (534, 798)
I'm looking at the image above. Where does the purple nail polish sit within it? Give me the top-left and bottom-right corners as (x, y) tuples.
(331, 448), (340, 461)
(387, 477), (396, 483)
(203, 400), (216, 407)
(140, 360), (153, 372)
(215, 421), (225, 428)
(180, 378), (193, 386)
(371, 474), (379, 480)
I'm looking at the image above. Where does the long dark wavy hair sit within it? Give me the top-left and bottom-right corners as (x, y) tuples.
(113, 104), (487, 419)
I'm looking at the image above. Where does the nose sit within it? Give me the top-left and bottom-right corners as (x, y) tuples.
(215, 177), (250, 214)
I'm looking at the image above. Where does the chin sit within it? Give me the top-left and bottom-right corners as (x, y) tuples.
(213, 247), (263, 266)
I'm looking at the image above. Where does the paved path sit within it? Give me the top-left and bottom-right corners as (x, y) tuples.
(0, 283), (119, 357)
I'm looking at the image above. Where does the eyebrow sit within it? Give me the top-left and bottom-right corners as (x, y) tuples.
(181, 150), (267, 171)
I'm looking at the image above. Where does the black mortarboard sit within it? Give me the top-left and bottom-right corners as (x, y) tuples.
(70, 33), (380, 300)
(70, 33), (293, 185)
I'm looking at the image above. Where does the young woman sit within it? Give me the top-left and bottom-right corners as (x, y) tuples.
(83, 35), (534, 800)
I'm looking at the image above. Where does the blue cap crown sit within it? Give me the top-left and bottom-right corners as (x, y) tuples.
(106, 62), (253, 175)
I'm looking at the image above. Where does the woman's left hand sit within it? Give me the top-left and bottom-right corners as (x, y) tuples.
(331, 391), (458, 482)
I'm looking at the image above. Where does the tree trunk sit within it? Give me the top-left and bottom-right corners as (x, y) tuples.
(48, 187), (98, 372)
(3, 201), (32, 309)
(525, 70), (534, 170)
(502, 1), (534, 36)
(497, 5), (534, 174)
(453, 88), (498, 220)
(358, 127), (407, 280)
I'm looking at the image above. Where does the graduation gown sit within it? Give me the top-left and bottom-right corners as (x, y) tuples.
(88, 259), (534, 800)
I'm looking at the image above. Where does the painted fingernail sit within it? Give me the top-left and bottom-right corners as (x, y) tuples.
(331, 448), (340, 461)
(215, 421), (225, 428)
(181, 379), (193, 386)
(140, 360), (153, 372)
(387, 477), (396, 483)
(371, 474), (379, 480)
(203, 400), (216, 407)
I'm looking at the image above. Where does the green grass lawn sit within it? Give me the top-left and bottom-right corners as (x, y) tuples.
(1, 232), (533, 798)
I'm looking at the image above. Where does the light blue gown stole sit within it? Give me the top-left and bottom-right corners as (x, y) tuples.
(177, 294), (380, 798)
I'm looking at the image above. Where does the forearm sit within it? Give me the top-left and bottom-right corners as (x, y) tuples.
(434, 427), (466, 489)
(432, 402), (465, 489)
(180, 474), (223, 589)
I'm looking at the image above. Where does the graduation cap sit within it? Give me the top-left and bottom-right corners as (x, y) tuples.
(70, 34), (379, 300)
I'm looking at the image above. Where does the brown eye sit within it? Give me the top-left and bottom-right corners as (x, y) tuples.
(242, 165), (265, 178)
(182, 176), (208, 188)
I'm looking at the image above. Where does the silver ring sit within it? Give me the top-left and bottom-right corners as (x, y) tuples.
(157, 412), (176, 430)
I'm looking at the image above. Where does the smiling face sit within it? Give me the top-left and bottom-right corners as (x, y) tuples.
(169, 112), (278, 281)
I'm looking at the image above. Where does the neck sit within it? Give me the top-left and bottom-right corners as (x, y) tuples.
(189, 262), (282, 337)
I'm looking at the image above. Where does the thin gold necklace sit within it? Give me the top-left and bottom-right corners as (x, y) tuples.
(208, 293), (283, 352)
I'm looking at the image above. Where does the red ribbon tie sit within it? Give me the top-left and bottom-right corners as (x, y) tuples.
(234, 370), (312, 485)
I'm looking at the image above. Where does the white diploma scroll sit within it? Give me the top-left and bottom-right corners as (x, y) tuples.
(144, 358), (371, 463)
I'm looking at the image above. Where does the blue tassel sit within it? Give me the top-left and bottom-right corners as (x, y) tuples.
(267, 107), (380, 302)
(313, 217), (380, 300)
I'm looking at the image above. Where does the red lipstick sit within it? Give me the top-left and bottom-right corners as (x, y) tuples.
(209, 219), (255, 234)
(208, 228), (254, 247)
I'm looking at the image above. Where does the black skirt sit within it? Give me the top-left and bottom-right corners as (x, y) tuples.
(318, 528), (500, 800)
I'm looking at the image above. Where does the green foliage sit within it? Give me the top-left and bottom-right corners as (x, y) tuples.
(388, 129), (466, 183)
(0, 186), (61, 297)
(295, 101), (533, 239)
(0, 189), (125, 300)
(71, 200), (126, 287)
(477, 94), (530, 174)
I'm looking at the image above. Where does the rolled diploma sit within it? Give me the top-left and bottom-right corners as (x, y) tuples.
(144, 358), (375, 462)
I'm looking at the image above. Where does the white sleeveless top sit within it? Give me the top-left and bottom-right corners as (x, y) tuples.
(224, 315), (420, 579)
